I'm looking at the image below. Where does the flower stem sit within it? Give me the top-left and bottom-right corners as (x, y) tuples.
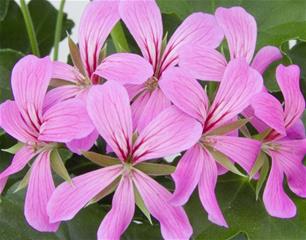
(20, 0), (40, 56)
(53, 0), (66, 60)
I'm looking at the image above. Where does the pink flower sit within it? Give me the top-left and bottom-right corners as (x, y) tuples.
(160, 59), (263, 227)
(49, 0), (153, 154)
(119, 0), (224, 131)
(252, 64), (306, 218)
(0, 55), (94, 232)
(179, 6), (282, 81)
(47, 81), (202, 240)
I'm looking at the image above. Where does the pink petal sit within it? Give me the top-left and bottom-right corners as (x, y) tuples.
(87, 83), (132, 161)
(160, 13), (223, 73)
(251, 46), (282, 74)
(159, 67), (208, 123)
(198, 148), (228, 227)
(251, 92), (286, 135)
(136, 88), (171, 132)
(0, 146), (36, 188)
(47, 165), (122, 223)
(276, 64), (305, 128)
(133, 106), (202, 163)
(286, 119), (305, 139)
(11, 55), (52, 125)
(0, 100), (37, 142)
(119, 0), (162, 70)
(0, 177), (7, 194)
(206, 59), (263, 131)
(179, 45), (227, 82)
(263, 157), (296, 218)
(133, 169), (192, 239)
(39, 99), (94, 143)
(210, 135), (261, 173)
(130, 89), (150, 131)
(242, 105), (269, 133)
(79, 1), (120, 77)
(98, 176), (134, 240)
(24, 150), (60, 232)
(95, 53), (153, 85)
(171, 144), (204, 205)
(66, 130), (99, 155)
(215, 7), (257, 63)
(51, 61), (81, 83)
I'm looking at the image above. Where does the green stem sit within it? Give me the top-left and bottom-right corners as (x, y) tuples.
(20, 0), (40, 56)
(53, 0), (66, 60)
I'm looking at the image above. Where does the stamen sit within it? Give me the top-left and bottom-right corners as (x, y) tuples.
(145, 76), (158, 92)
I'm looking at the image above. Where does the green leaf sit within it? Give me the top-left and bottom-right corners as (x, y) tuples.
(0, 0), (10, 21)
(134, 162), (176, 176)
(2, 142), (24, 154)
(207, 118), (249, 136)
(50, 149), (71, 183)
(110, 21), (130, 52)
(13, 168), (31, 193)
(83, 151), (121, 167)
(134, 185), (152, 225)
(255, 156), (270, 200)
(0, 48), (24, 102)
(249, 151), (267, 180)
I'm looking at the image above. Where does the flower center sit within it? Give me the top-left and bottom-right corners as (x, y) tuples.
(145, 76), (158, 92)
(122, 163), (133, 177)
(199, 135), (216, 148)
(262, 142), (281, 152)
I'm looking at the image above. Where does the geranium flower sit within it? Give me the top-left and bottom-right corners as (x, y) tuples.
(47, 81), (202, 240)
(119, 0), (224, 131)
(159, 59), (262, 227)
(0, 55), (94, 231)
(252, 64), (306, 218)
(49, 0), (153, 153)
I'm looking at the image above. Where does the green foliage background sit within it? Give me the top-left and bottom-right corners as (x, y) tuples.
(0, 0), (306, 239)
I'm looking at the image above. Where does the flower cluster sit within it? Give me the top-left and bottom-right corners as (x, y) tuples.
(0, 1), (305, 239)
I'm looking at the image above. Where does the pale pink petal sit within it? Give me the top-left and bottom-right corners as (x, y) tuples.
(24, 150), (60, 232)
(125, 83), (145, 100)
(198, 148), (228, 227)
(43, 85), (83, 112)
(206, 59), (263, 131)
(0, 146), (36, 186)
(47, 165), (122, 222)
(119, 0), (162, 70)
(66, 130), (99, 155)
(87, 83), (132, 161)
(51, 61), (81, 83)
(215, 7), (257, 63)
(0, 101), (37, 142)
(79, 1), (120, 77)
(179, 45), (226, 82)
(136, 88), (171, 132)
(133, 106), (202, 163)
(286, 119), (305, 139)
(251, 46), (282, 74)
(159, 67), (208, 123)
(160, 13), (223, 73)
(263, 157), (296, 218)
(276, 64), (305, 128)
(171, 144), (204, 205)
(130, 90), (150, 131)
(133, 169), (192, 239)
(210, 135), (261, 173)
(95, 53), (153, 85)
(39, 99), (94, 143)
(11, 55), (52, 125)
(251, 92), (286, 135)
(98, 176), (134, 240)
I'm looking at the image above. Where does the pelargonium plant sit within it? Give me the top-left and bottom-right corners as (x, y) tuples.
(0, 0), (305, 239)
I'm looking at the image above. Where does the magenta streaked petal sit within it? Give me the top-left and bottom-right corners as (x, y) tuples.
(215, 7), (256, 63)
(171, 144), (204, 206)
(119, 0), (162, 69)
(133, 106), (202, 163)
(276, 64), (305, 128)
(24, 150), (60, 232)
(199, 148), (228, 227)
(251, 46), (282, 74)
(98, 176), (134, 240)
(95, 53), (153, 85)
(179, 45), (226, 82)
(79, 1), (120, 77)
(160, 67), (208, 123)
(66, 130), (99, 155)
(48, 165), (122, 223)
(51, 61), (80, 83)
(133, 169), (193, 239)
(87, 83), (133, 162)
